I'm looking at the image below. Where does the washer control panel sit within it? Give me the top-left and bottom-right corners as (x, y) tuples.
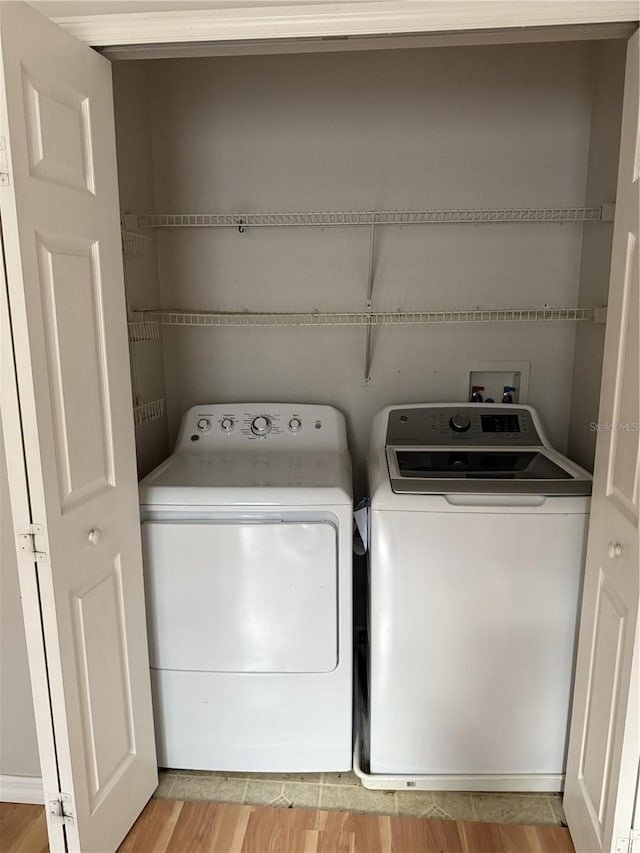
(387, 405), (543, 447)
(175, 404), (346, 452)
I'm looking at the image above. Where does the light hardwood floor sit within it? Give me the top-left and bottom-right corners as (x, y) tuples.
(0, 799), (575, 852)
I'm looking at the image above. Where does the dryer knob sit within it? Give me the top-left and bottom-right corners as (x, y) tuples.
(197, 418), (211, 432)
(449, 413), (471, 433)
(251, 415), (272, 436)
(221, 418), (234, 432)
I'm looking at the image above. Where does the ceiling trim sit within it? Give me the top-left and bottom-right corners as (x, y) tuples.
(50, 1), (640, 47)
(100, 23), (638, 61)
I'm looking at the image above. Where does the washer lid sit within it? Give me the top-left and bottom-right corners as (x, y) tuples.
(386, 446), (592, 496)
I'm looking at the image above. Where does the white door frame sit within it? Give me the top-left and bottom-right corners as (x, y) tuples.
(45, 1), (640, 49)
(2, 3), (638, 851)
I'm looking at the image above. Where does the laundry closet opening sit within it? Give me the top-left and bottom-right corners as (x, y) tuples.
(1, 5), (638, 847)
(111, 37), (626, 494)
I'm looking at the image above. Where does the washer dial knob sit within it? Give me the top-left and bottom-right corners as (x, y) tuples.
(449, 412), (471, 433)
(251, 415), (272, 436)
(197, 417), (211, 432)
(289, 417), (302, 432)
(221, 418), (234, 432)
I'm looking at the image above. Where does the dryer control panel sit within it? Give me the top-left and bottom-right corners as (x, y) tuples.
(174, 404), (348, 453)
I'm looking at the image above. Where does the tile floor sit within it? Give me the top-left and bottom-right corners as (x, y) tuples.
(154, 770), (566, 826)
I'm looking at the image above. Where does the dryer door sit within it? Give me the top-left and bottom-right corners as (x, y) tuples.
(142, 520), (338, 673)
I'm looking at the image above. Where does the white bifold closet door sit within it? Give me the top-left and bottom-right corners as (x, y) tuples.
(563, 27), (640, 853)
(0, 3), (157, 852)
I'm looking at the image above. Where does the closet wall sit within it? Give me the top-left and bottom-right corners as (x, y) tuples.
(113, 40), (623, 488)
(0, 423), (40, 780)
(567, 40), (627, 470)
(113, 62), (169, 478)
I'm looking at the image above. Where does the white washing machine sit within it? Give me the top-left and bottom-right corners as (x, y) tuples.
(139, 403), (352, 772)
(366, 403), (591, 791)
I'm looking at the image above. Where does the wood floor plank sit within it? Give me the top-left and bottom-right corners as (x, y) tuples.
(241, 809), (308, 853)
(322, 810), (349, 833)
(498, 825), (553, 853)
(315, 829), (356, 853)
(379, 815), (392, 853)
(164, 801), (223, 852)
(459, 821), (508, 853)
(459, 820), (575, 853)
(239, 804), (329, 853)
(254, 807), (323, 832)
(320, 812), (391, 853)
(240, 812), (284, 852)
(526, 824), (576, 853)
(390, 814), (465, 853)
(0, 799), (576, 853)
(302, 829), (319, 853)
(210, 804), (253, 853)
(119, 799), (184, 852)
(0, 803), (45, 851)
(12, 810), (48, 853)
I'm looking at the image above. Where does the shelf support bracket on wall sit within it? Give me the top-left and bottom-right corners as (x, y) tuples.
(364, 320), (373, 383)
(364, 222), (377, 382)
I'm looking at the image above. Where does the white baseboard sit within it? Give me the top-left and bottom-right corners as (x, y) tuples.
(0, 774), (44, 804)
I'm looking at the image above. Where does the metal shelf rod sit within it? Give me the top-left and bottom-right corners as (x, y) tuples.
(132, 206), (613, 229)
(139, 307), (601, 328)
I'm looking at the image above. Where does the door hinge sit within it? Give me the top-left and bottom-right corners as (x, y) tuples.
(48, 793), (74, 827)
(0, 137), (9, 186)
(18, 524), (47, 563)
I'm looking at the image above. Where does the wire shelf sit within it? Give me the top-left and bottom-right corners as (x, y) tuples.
(121, 230), (152, 257)
(133, 398), (165, 426)
(141, 307), (598, 328)
(128, 320), (160, 343)
(133, 206), (611, 230)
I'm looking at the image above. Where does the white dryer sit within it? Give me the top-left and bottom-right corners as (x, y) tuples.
(366, 403), (591, 791)
(139, 403), (352, 772)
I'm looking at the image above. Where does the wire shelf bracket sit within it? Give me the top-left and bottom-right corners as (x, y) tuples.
(121, 229), (152, 257)
(129, 205), (614, 230)
(133, 398), (165, 427)
(128, 320), (160, 343)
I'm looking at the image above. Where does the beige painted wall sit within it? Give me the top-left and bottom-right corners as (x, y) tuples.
(112, 61), (170, 478)
(0, 422), (40, 779)
(567, 40), (627, 471)
(127, 41), (615, 487)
